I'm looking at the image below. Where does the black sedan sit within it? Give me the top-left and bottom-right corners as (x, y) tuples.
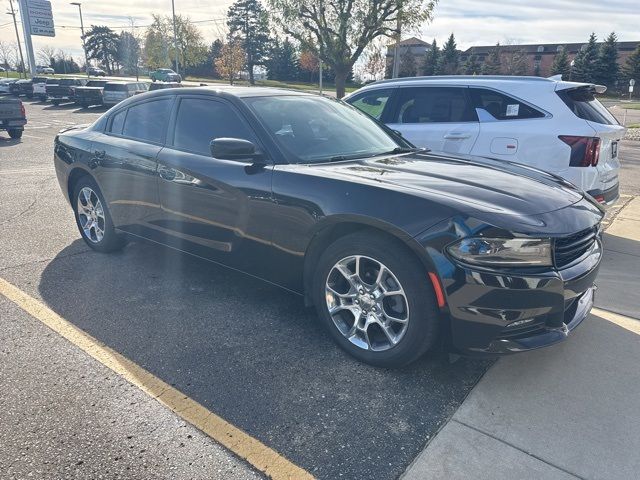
(53, 87), (604, 367)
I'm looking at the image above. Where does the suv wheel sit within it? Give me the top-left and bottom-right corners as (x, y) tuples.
(8, 129), (22, 139)
(72, 176), (125, 253)
(312, 231), (440, 368)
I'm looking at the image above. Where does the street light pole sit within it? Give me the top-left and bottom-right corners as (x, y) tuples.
(7, 0), (26, 79)
(70, 2), (89, 77)
(171, 0), (179, 75)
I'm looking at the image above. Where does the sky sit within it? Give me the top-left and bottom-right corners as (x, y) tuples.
(1, 0), (639, 63)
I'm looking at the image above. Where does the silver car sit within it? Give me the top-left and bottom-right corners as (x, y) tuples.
(102, 82), (149, 106)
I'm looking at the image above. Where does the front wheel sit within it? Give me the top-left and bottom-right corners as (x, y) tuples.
(312, 231), (440, 368)
(72, 176), (125, 253)
(8, 129), (22, 139)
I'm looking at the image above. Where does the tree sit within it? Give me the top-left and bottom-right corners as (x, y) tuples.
(551, 46), (570, 78)
(83, 25), (119, 74)
(572, 33), (598, 83)
(503, 49), (528, 76)
(299, 49), (319, 82)
(215, 40), (246, 84)
(267, 0), (439, 98)
(462, 54), (480, 75)
(399, 49), (416, 77)
(421, 39), (439, 76)
(593, 32), (618, 89)
(143, 15), (171, 69)
(37, 45), (56, 67)
(482, 43), (502, 75)
(227, 0), (271, 84)
(438, 33), (459, 75)
(623, 44), (640, 97)
(173, 15), (208, 72)
(265, 37), (299, 81)
(0, 41), (14, 76)
(117, 31), (141, 77)
(361, 40), (386, 82)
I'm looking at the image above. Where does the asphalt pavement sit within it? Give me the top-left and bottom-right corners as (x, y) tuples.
(0, 101), (489, 479)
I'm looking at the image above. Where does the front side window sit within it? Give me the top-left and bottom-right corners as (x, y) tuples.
(172, 97), (257, 156)
(245, 95), (402, 164)
(394, 87), (477, 124)
(347, 89), (393, 120)
(470, 88), (546, 120)
(121, 98), (173, 144)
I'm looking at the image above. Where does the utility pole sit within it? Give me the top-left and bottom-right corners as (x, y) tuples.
(70, 3), (89, 77)
(171, 0), (179, 75)
(391, 1), (402, 78)
(7, 0), (26, 78)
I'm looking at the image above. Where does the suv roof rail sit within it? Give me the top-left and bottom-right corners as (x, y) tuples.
(368, 75), (556, 87)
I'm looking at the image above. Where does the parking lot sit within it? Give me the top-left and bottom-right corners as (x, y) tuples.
(1, 100), (640, 479)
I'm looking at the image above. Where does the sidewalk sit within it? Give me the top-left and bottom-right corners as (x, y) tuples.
(403, 197), (640, 480)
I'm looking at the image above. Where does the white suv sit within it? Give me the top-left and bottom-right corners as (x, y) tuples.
(345, 76), (625, 205)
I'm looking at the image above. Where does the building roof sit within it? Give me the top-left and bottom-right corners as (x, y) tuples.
(387, 37), (429, 48)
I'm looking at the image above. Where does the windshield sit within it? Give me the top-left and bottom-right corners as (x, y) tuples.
(244, 95), (402, 164)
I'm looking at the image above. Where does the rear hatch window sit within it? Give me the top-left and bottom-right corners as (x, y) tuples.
(104, 84), (127, 92)
(557, 87), (618, 125)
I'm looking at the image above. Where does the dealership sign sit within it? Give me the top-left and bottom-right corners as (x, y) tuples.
(26, 0), (55, 37)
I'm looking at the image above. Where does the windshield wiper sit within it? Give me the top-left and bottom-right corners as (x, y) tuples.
(327, 147), (425, 163)
(381, 147), (426, 155)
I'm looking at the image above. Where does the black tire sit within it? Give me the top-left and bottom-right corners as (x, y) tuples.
(52, 100), (59, 106)
(71, 175), (125, 253)
(8, 129), (22, 139)
(312, 231), (440, 368)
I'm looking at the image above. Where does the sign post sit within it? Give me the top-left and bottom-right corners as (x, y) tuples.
(18, 0), (55, 77)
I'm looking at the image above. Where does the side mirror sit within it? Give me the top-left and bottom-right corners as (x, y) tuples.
(210, 137), (264, 162)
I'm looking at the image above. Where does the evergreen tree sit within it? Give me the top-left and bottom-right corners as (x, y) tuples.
(265, 37), (299, 81)
(83, 25), (120, 74)
(399, 49), (416, 77)
(421, 39), (440, 76)
(482, 43), (502, 75)
(438, 33), (459, 75)
(623, 44), (640, 97)
(227, 0), (271, 84)
(551, 46), (570, 78)
(572, 33), (598, 83)
(462, 54), (480, 75)
(593, 32), (619, 89)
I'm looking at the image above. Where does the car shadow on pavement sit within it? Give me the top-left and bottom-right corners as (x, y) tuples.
(36, 238), (491, 480)
(0, 136), (21, 146)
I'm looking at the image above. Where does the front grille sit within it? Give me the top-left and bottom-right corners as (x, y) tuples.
(497, 318), (547, 340)
(554, 227), (598, 268)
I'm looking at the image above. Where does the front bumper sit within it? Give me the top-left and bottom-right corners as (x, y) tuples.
(444, 238), (602, 356)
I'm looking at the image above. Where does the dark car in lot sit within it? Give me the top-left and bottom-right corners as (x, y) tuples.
(47, 77), (87, 105)
(148, 81), (183, 91)
(74, 80), (109, 108)
(53, 87), (604, 367)
(0, 97), (26, 138)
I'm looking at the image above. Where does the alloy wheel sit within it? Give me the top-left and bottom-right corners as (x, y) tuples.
(77, 187), (105, 243)
(325, 255), (410, 352)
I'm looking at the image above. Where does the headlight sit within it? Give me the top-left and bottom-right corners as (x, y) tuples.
(447, 237), (552, 267)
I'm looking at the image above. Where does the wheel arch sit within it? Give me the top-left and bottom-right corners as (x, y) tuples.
(66, 166), (94, 203)
(302, 215), (438, 306)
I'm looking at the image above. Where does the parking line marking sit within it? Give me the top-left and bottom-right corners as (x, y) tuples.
(0, 276), (314, 480)
(592, 307), (640, 333)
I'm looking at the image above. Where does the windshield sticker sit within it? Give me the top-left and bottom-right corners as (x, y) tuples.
(506, 104), (520, 117)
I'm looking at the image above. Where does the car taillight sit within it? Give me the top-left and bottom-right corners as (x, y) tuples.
(559, 136), (600, 167)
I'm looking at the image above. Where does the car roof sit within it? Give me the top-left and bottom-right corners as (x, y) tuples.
(165, 85), (313, 98)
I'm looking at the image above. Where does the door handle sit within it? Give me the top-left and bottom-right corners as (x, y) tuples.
(158, 166), (176, 181)
(443, 133), (471, 140)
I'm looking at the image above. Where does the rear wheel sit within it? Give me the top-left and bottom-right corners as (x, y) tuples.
(312, 231), (440, 368)
(72, 176), (125, 253)
(8, 129), (22, 139)
(52, 100), (60, 106)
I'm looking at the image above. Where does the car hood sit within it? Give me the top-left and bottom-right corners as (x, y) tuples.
(301, 151), (588, 217)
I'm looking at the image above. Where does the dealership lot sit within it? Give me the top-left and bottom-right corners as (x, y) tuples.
(1, 100), (640, 479)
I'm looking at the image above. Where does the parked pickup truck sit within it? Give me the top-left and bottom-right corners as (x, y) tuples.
(0, 97), (26, 139)
(74, 80), (108, 108)
(41, 78), (59, 101)
(47, 78), (87, 105)
(30, 76), (50, 100)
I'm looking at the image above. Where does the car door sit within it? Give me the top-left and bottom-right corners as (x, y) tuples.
(90, 97), (174, 234)
(385, 86), (479, 154)
(155, 95), (275, 273)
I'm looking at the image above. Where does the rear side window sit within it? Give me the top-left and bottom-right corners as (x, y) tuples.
(121, 98), (173, 144)
(557, 88), (618, 125)
(172, 98), (256, 156)
(105, 84), (127, 92)
(109, 109), (126, 135)
(470, 88), (545, 120)
(394, 87), (477, 123)
(347, 89), (393, 120)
